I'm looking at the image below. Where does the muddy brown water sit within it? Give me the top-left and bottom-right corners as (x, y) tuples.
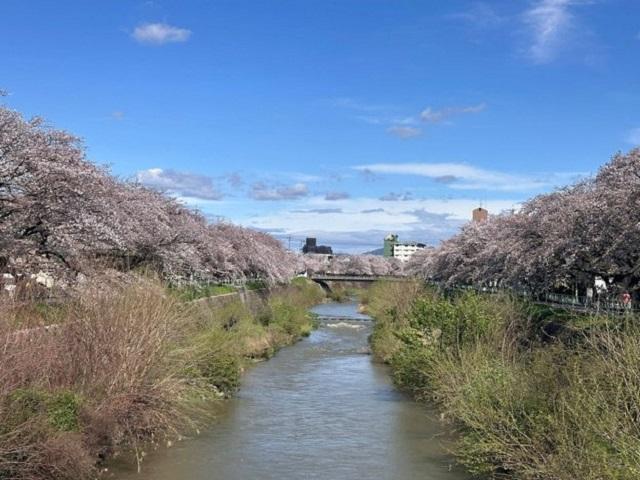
(111, 301), (469, 480)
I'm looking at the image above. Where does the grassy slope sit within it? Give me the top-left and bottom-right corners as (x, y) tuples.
(368, 281), (640, 480)
(0, 277), (325, 480)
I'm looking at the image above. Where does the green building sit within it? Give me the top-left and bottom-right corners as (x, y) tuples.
(383, 234), (398, 257)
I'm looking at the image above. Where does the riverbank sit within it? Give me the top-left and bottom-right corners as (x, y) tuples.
(0, 277), (324, 480)
(111, 301), (467, 480)
(367, 280), (640, 479)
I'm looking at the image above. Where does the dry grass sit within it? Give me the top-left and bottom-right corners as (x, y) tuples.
(0, 280), (206, 479)
(0, 276), (325, 479)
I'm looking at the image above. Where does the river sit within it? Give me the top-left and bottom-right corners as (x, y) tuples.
(112, 301), (468, 480)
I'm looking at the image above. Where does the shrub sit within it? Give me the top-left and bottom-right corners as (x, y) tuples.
(287, 278), (326, 306)
(366, 279), (424, 326)
(256, 280), (323, 340)
(0, 279), (211, 478)
(4, 389), (82, 434)
(0, 276), (326, 479)
(268, 300), (309, 337)
(328, 288), (348, 303)
(245, 279), (267, 291)
(369, 321), (402, 363)
(195, 350), (241, 395)
(404, 291), (500, 355)
(389, 344), (435, 399)
(170, 283), (237, 302)
(186, 325), (243, 395)
(370, 286), (640, 480)
(368, 280), (426, 362)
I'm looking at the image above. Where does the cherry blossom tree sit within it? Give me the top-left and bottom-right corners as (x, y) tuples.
(300, 253), (402, 276)
(407, 149), (640, 298)
(0, 103), (296, 285)
(0, 105), (121, 277)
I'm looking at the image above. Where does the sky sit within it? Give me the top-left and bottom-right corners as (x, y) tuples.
(1, 0), (639, 252)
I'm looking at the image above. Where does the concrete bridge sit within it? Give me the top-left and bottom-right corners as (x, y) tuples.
(309, 274), (408, 291)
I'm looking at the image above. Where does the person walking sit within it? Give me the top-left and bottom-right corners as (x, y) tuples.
(586, 287), (594, 307)
(622, 291), (632, 311)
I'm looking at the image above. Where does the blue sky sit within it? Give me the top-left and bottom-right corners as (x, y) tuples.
(2, 0), (639, 252)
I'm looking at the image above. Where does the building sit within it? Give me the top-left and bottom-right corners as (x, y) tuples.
(383, 234), (398, 257)
(302, 237), (333, 255)
(472, 207), (488, 223)
(391, 241), (426, 262)
(382, 234), (425, 262)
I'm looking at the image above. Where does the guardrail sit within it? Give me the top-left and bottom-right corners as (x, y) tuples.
(437, 283), (638, 315)
(532, 292), (635, 314)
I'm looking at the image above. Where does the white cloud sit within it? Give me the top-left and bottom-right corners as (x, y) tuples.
(250, 182), (309, 201)
(132, 23), (192, 45)
(136, 168), (223, 200)
(244, 195), (519, 252)
(287, 172), (324, 183)
(448, 1), (596, 65)
(325, 191), (350, 201)
(379, 192), (412, 201)
(354, 162), (579, 192)
(627, 127), (640, 145)
(387, 125), (422, 139)
(523, 0), (588, 63)
(420, 103), (486, 123)
(332, 96), (485, 136)
(447, 2), (506, 29)
(225, 173), (244, 188)
(329, 97), (391, 112)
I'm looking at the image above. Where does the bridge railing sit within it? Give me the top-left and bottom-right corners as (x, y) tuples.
(309, 273), (407, 281)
